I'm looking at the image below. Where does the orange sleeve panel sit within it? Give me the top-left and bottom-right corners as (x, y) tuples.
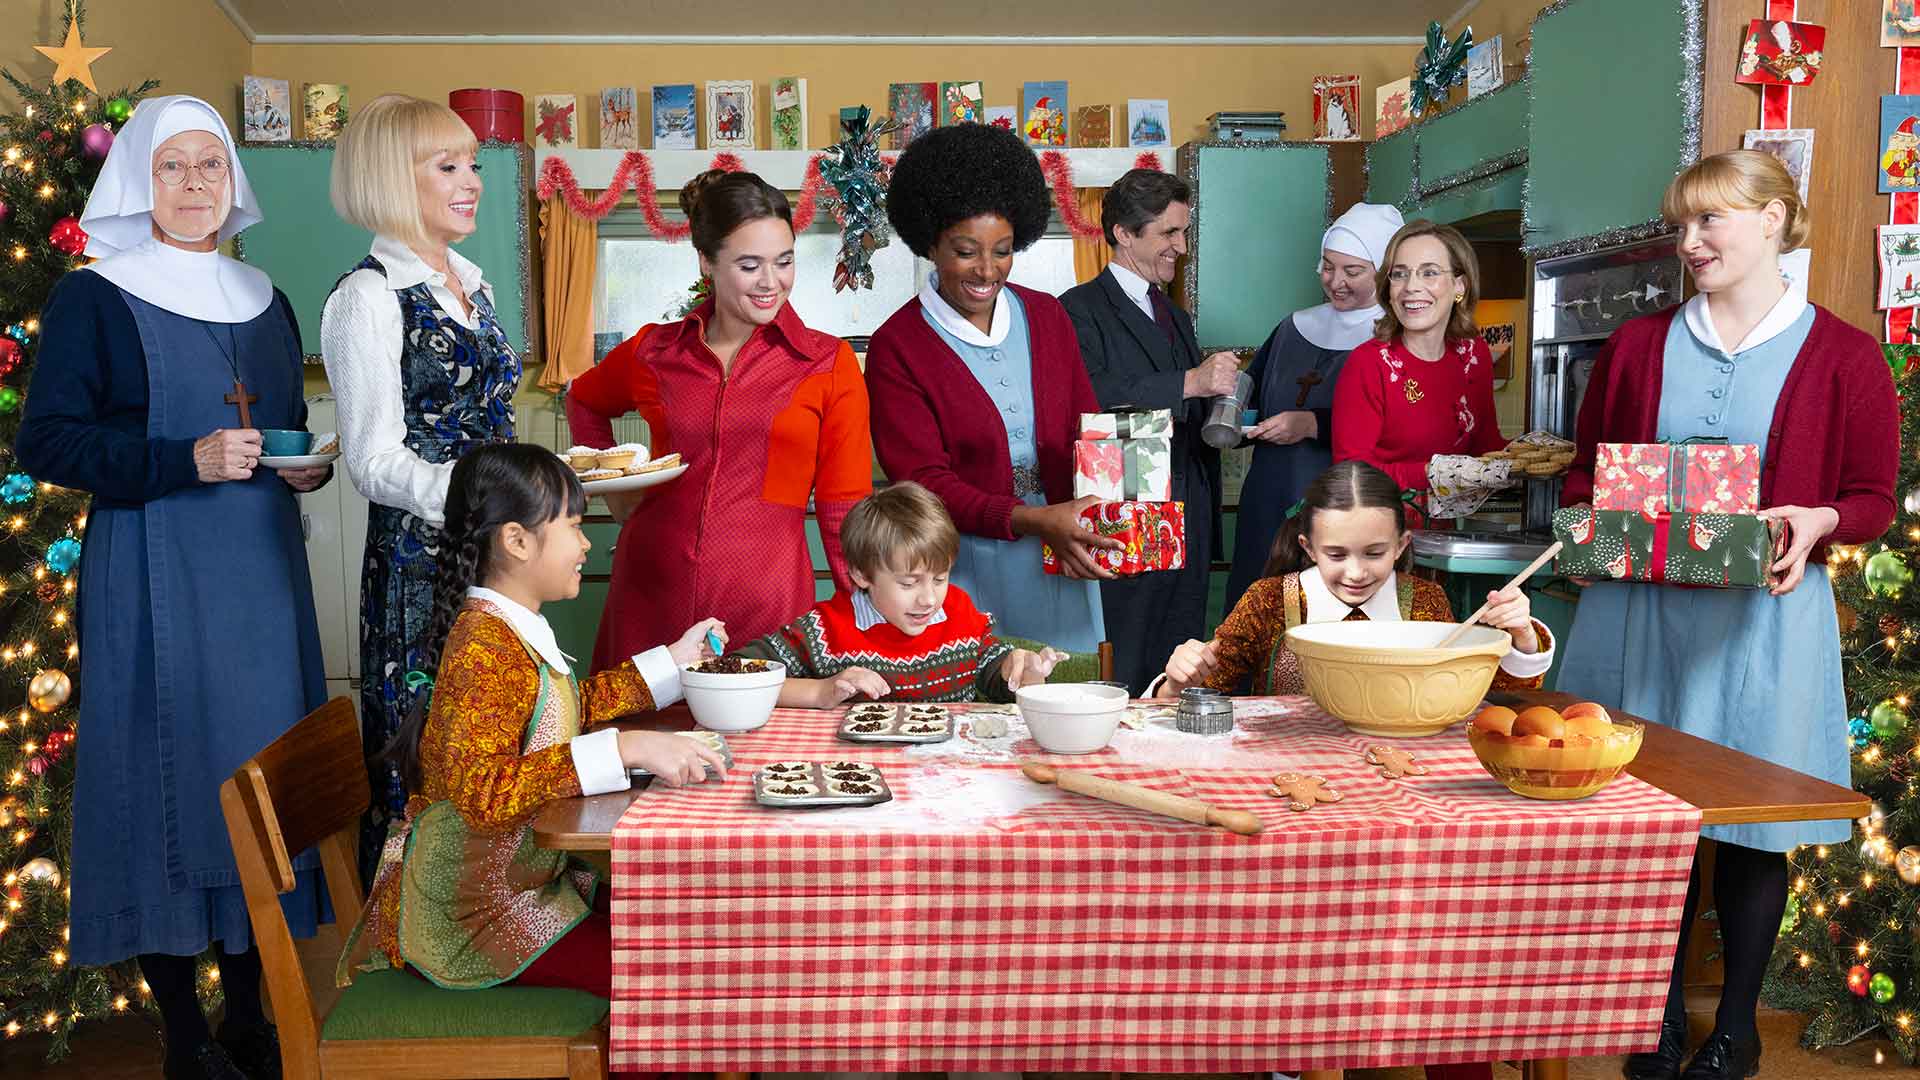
(421, 611), (583, 835)
(578, 661), (659, 727)
(564, 325), (671, 456)
(764, 341), (874, 595)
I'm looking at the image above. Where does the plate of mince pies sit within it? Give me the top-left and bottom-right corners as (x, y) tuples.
(753, 761), (893, 808)
(837, 702), (954, 744)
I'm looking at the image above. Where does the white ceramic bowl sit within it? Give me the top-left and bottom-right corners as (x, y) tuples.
(1284, 621), (1511, 737)
(1015, 682), (1129, 754)
(680, 661), (786, 733)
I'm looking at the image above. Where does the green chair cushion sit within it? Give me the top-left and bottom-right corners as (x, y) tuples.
(323, 967), (608, 1041)
(999, 635), (1099, 684)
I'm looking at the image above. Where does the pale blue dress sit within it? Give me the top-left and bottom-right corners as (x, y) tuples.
(922, 290), (1106, 653)
(1557, 304), (1844, 851)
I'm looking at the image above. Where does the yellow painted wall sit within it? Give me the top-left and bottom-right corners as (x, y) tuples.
(0, 0), (250, 128)
(249, 41), (1422, 147)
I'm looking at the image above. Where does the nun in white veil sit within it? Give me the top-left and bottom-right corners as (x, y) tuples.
(15, 94), (326, 1080)
(1224, 202), (1405, 611)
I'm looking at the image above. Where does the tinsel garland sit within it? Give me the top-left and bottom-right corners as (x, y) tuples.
(536, 151), (826, 239)
(1040, 150), (1167, 239)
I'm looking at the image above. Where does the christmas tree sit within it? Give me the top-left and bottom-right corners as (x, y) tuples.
(0, 1), (175, 1060)
(1764, 344), (1920, 1059)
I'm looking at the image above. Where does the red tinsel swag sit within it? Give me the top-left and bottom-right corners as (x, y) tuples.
(1039, 151), (1104, 240)
(538, 152), (825, 239)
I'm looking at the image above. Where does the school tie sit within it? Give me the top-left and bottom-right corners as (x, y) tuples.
(1343, 607), (1369, 622)
(1147, 283), (1178, 344)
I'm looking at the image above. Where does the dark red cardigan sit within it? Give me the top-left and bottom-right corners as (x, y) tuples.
(865, 283), (1100, 541)
(1562, 304), (1899, 561)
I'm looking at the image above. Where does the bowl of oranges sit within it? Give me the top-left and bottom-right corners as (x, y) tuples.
(1466, 701), (1643, 800)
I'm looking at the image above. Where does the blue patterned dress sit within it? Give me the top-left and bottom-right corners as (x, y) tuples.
(1557, 303), (1842, 851)
(332, 258), (520, 871)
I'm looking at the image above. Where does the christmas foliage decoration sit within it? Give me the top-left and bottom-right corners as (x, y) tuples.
(815, 106), (900, 293)
(1410, 20), (1474, 118)
(1764, 347), (1920, 1060)
(0, 2), (199, 1060)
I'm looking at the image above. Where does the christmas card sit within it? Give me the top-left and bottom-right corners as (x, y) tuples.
(888, 82), (936, 149)
(1736, 19), (1824, 86)
(243, 76), (290, 143)
(985, 106), (1017, 133)
(1023, 81), (1068, 147)
(1311, 75), (1360, 141)
(1467, 36), (1504, 97)
(1882, 96), (1920, 193)
(940, 81), (983, 126)
(771, 76), (807, 150)
(706, 80), (755, 149)
(600, 87), (638, 150)
(1075, 104), (1113, 147)
(533, 93), (577, 148)
(652, 84), (697, 149)
(1128, 99), (1170, 147)
(303, 83), (347, 141)
(1741, 128), (1813, 201)
(1886, 0), (1920, 47)
(1375, 77), (1412, 138)
(1879, 225), (1920, 310)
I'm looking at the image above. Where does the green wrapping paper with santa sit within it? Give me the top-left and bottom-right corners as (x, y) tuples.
(1554, 505), (1784, 588)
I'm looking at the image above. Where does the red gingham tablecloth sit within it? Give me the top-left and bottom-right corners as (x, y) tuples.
(610, 697), (1702, 1073)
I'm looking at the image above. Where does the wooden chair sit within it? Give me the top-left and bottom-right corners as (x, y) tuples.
(1001, 637), (1117, 683)
(219, 696), (609, 1079)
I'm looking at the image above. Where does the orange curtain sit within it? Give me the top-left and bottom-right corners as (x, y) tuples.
(1071, 187), (1111, 284)
(537, 194), (598, 390)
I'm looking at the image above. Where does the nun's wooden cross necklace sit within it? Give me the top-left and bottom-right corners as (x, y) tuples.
(202, 324), (257, 428)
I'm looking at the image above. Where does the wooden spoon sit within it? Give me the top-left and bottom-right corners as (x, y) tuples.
(1434, 540), (1564, 648)
(1022, 762), (1263, 835)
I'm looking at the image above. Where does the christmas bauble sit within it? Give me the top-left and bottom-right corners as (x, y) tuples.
(1900, 847), (1920, 885)
(80, 123), (113, 161)
(0, 386), (23, 414)
(44, 536), (80, 575)
(1852, 716), (1875, 748)
(1851, 964), (1872, 995)
(48, 216), (87, 257)
(1907, 486), (1920, 516)
(0, 337), (19, 379)
(28, 668), (71, 712)
(104, 97), (132, 123)
(0, 197), (9, 223)
(4, 323), (28, 344)
(19, 856), (59, 887)
(0, 472), (32, 505)
(1779, 892), (1800, 933)
(1874, 972), (1898, 1004)
(1873, 700), (1910, 738)
(1868, 549), (1915, 598)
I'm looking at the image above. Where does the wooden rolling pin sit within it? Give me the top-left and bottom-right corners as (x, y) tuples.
(1022, 762), (1263, 835)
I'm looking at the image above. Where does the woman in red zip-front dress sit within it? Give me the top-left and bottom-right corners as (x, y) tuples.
(565, 169), (872, 671)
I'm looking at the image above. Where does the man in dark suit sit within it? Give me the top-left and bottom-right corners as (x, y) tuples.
(1060, 169), (1241, 694)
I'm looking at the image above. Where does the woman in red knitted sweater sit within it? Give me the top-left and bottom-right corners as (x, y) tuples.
(565, 170), (872, 671)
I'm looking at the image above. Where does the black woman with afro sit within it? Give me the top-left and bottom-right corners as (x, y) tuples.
(864, 122), (1122, 656)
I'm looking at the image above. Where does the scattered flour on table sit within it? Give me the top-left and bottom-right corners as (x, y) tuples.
(764, 766), (1065, 832)
(1109, 720), (1291, 770)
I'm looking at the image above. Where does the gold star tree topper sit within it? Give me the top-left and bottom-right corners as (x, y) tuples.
(34, 18), (112, 94)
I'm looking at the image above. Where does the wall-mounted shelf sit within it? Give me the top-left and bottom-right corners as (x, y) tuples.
(533, 146), (1170, 190)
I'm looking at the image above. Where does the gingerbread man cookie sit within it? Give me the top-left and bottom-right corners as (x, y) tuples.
(1364, 744), (1429, 779)
(1269, 772), (1343, 811)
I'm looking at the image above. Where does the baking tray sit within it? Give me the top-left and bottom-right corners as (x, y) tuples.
(837, 702), (954, 744)
(753, 761), (893, 808)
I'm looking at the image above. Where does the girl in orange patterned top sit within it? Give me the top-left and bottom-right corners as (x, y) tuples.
(1153, 460), (1554, 700)
(338, 444), (728, 1000)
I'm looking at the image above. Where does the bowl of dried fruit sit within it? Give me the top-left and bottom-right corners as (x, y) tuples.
(681, 657), (786, 732)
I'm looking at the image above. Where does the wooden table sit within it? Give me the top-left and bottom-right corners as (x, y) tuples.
(532, 692), (1865, 1080)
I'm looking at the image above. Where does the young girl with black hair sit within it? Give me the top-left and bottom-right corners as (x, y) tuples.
(337, 443), (727, 999)
(1153, 459), (1552, 702)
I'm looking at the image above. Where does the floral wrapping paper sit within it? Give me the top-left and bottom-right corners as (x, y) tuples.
(1072, 435), (1172, 501)
(1593, 442), (1761, 516)
(1042, 500), (1187, 576)
(1553, 506), (1782, 589)
(1078, 408), (1174, 439)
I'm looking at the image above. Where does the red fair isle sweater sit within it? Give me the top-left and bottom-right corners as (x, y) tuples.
(736, 586), (1017, 703)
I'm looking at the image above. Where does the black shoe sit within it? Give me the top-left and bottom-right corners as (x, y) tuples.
(217, 1020), (282, 1079)
(1623, 1006), (1689, 1080)
(1678, 1029), (1761, 1080)
(163, 1041), (250, 1080)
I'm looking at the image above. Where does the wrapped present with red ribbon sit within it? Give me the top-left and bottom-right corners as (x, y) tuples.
(1593, 440), (1761, 516)
(1042, 500), (1186, 577)
(1553, 505), (1782, 589)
